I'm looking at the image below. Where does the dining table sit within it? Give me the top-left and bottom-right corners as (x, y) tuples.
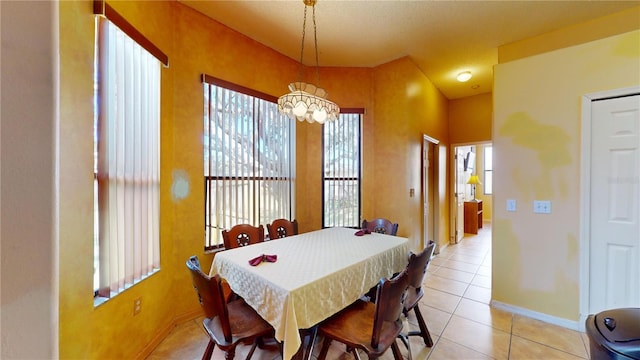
(209, 226), (411, 360)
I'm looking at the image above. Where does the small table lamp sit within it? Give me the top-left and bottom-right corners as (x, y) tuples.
(467, 174), (482, 201)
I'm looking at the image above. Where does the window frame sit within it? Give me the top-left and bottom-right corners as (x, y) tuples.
(322, 109), (364, 228)
(202, 75), (296, 251)
(93, 2), (167, 301)
(484, 145), (493, 195)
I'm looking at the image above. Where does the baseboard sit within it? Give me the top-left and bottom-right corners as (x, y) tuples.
(175, 308), (203, 324)
(491, 300), (582, 331)
(134, 308), (203, 360)
(435, 241), (448, 255)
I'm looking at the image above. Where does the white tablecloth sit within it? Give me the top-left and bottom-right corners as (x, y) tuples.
(210, 227), (410, 360)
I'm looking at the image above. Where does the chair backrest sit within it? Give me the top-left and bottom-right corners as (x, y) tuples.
(222, 224), (264, 249)
(362, 218), (399, 236)
(371, 269), (409, 348)
(267, 218), (299, 240)
(185, 255), (232, 341)
(407, 241), (436, 290)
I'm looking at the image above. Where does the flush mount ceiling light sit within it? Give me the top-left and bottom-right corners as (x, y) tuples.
(277, 0), (339, 124)
(457, 71), (472, 82)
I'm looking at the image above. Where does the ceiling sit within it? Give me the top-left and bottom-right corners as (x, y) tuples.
(179, 0), (638, 100)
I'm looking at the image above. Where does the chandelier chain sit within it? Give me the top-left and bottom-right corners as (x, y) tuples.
(277, 0), (340, 124)
(298, 5), (308, 84)
(312, 5), (320, 86)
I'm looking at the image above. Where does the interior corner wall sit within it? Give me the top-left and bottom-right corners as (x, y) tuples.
(492, 29), (640, 321)
(372, 57), (450, 251)
(295, 66), (374, 232)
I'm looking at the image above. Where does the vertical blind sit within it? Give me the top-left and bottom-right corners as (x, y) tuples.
(203, 77), (294, 249)
(323, 112), (362, 228)
(95, 18), (161, 298)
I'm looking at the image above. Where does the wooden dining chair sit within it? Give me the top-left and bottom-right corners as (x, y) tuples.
(363, 241), (436, 346)
(316, 269), (411, 360)
(186, 255), (276, 360)
(362, 218), (399, 236)
(403, 241), (437, 347)
(266, 218), (298, 240)
(222, 224), (264, 249)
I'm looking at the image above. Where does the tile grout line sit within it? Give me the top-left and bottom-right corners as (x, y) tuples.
(507, 312), (514, 359)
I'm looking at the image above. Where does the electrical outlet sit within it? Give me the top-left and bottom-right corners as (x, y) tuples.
(533, 200), (551, 214)
(506, 199), (517, 212)
(133, 297), (142, 315)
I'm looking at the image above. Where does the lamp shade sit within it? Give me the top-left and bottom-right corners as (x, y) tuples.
(467, 175), (481, 185)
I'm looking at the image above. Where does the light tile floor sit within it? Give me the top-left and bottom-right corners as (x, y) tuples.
(147, 224), (592, 359)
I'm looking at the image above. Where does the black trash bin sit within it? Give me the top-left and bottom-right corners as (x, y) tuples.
(585, 308), (640, 360)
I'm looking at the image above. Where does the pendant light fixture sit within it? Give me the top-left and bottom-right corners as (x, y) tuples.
(277, 0), (339, 124)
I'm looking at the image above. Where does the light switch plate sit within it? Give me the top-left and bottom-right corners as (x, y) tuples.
(533, 200), (551, 214)
(507, 199), (516, 212)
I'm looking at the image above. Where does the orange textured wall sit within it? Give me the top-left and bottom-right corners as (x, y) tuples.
(59, 1), (178, 359)
(372, 57), (450, 251)
(57, 1), (300, 358)
(449, 92), (492, 144)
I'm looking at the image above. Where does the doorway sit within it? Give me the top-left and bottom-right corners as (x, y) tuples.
(580, 87), (640, 327)
(451, 143), (493, 245)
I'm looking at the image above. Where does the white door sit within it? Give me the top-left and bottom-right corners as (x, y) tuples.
(589, 94), (640, 313)
(454, 147), (466, 243)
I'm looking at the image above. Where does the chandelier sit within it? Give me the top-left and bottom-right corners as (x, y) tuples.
(277, 0), (340, 124)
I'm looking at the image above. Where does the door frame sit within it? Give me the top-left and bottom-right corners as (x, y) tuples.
(579, 85), (640, 330)
(423, 134), (440, 251)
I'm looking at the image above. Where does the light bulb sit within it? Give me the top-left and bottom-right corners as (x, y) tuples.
(293, 102), (307, 117)
(457, 71), (472, 82)
(313, 109), (328, 123)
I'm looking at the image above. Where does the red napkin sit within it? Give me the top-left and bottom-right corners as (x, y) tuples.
(248, 254), (278, 266)
(354, 229), (371, 236)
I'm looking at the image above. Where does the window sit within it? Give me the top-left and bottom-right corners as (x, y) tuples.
(94, 5), (166, 299)
(484, 145), (493, 194)
(203, 76), (295, 250)
(323, 111), (363, 228)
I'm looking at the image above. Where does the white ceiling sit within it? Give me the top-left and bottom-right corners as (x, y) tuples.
(179, 0), (639, 99)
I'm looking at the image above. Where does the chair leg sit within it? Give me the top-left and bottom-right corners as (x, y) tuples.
(304, 327), (318, 360)
(317, 338), (331, 360)
(202, 340), (215, 360)
(352, 348), (363, 360)
(398, 333), (412, 360)
(391, 341), (403, 360)
(224, 347), (235, 360)
(245, 341), (259, 360)
(411, 305), (434, 347)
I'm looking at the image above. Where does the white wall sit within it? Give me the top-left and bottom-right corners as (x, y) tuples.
(0, 1), (58, 358)
(493, 29), (640, 322)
